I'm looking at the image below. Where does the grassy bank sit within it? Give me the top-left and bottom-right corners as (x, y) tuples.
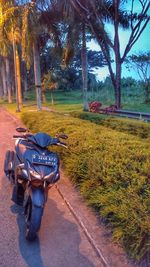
(21, 110), (150, 261)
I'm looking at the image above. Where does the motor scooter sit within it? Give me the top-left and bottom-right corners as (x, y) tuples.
(4, 127), (68, 241)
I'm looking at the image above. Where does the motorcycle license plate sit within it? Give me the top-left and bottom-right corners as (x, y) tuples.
(32, 154), (54, 165)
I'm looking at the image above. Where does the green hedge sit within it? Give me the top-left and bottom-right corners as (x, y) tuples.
(22, 111), (150, 261)
(71, 111), (150, 139)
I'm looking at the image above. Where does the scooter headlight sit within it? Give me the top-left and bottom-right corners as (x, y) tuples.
(29, 169), (41, 180)
(29, 170), (44, 187)
(44, 172), (55, 181)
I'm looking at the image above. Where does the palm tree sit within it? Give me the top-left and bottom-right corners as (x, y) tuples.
(11, 20), (23, 111)
(0, 0), (12, 103)
(5, 56), (12, 103)
(21, 1), (43, 110)
(0, 0), (23, 109)
(0, 57), (7, 99)
(21, 0), (63, 110)
(0, 70), (3, 97)
(81, 23), (89, 111)
(52, 0), (89, 111)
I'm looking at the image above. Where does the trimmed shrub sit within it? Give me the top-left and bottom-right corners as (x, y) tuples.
(71, 111), (150, 139)
(22, 111), (150, 261)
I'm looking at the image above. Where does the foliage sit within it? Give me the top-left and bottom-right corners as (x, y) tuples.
(126, 52), (150, 103)
(40, 45), (103, 92)
(121, 77), (137, 89)
(42, 70), (58, 91)
(72, 49), (108, 70)
(22, 110), (150, 261)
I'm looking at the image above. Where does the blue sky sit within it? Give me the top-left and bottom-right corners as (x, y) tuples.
(88, 3), (150, 81)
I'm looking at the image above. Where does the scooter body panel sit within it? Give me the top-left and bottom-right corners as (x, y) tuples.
(4, 131), (66, 240)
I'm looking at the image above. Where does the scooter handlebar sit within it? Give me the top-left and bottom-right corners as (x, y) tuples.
(13, 134), (32, 139)
(13, 135), (24, 138)
(13, 134), (68, 147)
(57, 141), (68, 148)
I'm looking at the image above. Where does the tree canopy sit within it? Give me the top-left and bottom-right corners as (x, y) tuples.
(0, 0), (150, 109)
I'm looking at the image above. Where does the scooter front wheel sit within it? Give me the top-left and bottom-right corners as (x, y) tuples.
(25, 201), (44, 241)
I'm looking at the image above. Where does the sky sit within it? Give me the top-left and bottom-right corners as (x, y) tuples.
(88, 2), (150, 81)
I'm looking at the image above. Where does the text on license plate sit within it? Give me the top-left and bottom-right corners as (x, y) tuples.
(32, 155), (56, 165)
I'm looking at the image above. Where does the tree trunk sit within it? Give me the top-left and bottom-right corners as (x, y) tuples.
(144, 84), (150, 103)
(0, 69), (4, 98)
(16, 48), (23, 107)
(42, 91), (46, 103)
(51, 91), (54, 105)
(1, 60), (7, 100)
(22, 60), (28, 92)
(81, 24), (89, 111)
(12, 36), (20, 112)
(115, 61), (122, 108)
(41, 85), (46, 103)
(114, 0), (122, 109)
(5, 57), (12, 103)
(11, 78), (15, 97)
(33, 40), (42, 111)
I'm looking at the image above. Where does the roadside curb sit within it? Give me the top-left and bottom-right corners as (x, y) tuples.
(55, 184), (110, 267)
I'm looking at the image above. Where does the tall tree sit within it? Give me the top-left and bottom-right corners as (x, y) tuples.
(69, 0), (150, 108)
(11, 12), (23, 110)
(21, 0), (62, 110)
(0, 68), (4, 97)
(5, 56), (12, 103)
(126, 52), (150, 103)
(0, 0), (23, 109)
(53, 0), (90, 110)
(0, 58), (7, 99)
(21, 0), (42, 110)
(0, 0), (13, 103)
(81, 23), (89, 111)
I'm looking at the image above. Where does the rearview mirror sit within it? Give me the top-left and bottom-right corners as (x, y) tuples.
(16, 127), (27, 133)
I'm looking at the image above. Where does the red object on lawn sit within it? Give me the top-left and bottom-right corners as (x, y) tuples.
(89, 101), (102, 113)
(89, 102), (118, 114)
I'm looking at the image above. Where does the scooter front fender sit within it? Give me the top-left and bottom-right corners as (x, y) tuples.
(30, 188), (45, 208)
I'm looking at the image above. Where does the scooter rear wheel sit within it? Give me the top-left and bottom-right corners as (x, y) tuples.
(4, 150), (15, 183)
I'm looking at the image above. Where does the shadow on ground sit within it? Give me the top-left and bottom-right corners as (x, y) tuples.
(9, 192), (96, 267)
(10, 204), (44, 267)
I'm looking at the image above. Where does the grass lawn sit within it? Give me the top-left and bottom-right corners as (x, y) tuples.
(22, 89), (150, 112)
(1, 88), (149, 114)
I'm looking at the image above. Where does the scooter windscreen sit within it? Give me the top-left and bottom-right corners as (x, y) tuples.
(28, 133), (59, 148)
